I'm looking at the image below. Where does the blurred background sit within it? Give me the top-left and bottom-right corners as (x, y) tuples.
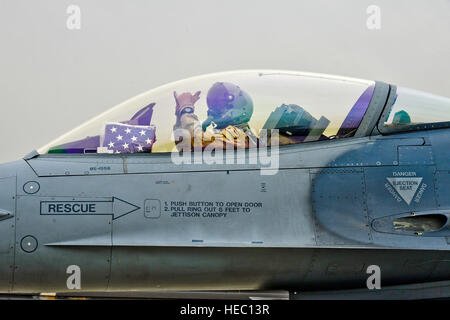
(0, 0), (449, 162)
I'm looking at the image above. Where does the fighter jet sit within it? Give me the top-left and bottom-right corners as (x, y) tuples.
(0, 70), (448, 299)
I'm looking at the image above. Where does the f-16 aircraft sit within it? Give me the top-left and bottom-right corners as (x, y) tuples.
(0, 70), (449, 299)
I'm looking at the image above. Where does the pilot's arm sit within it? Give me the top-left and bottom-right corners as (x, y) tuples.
(173, 91), (206, 151)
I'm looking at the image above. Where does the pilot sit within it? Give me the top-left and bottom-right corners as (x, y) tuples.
(173, 82), (258, 151)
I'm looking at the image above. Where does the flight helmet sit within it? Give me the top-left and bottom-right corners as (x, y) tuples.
(202, 82), (254, 131)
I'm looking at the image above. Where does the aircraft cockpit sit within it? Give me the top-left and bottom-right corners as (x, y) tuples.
(36, 70), (449, 156)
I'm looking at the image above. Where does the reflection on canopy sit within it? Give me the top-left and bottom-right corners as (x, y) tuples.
(383, 87), (450, 129)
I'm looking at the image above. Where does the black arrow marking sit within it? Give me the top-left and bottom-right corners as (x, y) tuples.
(40, 197), (141, 220)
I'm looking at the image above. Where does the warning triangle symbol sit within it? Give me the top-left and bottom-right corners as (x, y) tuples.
(386, 177), (423, 205)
